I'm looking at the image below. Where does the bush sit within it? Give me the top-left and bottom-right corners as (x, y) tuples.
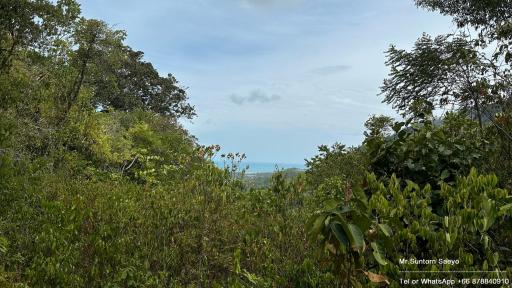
(308, 169), (512, 287)
(365, 113), (487, 187)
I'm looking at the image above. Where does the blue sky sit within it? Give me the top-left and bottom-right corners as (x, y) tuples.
(79, 0), (454, 164)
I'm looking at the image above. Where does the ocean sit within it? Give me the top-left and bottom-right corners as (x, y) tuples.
(214, 161), (306, 174)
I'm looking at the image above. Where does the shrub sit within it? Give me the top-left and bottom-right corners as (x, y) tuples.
(308, 169), (512, 287)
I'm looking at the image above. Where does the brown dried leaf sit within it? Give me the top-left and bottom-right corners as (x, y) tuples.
(363, 270), (390, 285)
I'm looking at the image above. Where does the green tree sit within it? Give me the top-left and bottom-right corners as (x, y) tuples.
(381, 34), (507, 128)
(0, 0), (80, 72)
(416, 0), (512, 41)
(363, 114), (394, 138)
(92, 46), (195, 118)
(306, 144), (367, 189)
(65, 19), (125, 112)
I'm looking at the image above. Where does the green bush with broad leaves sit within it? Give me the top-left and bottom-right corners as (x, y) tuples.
(365, 112), (487, 187)
(308, 169), (512, 287)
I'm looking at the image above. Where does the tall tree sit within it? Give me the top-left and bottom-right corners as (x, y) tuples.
(414, 0), (512, 82)
(415, 0), (512, 38)
(65, 18), (125, 112)
(381, 0), (512, 127)
(65, 20), (195, 119)
(91, 47), (195, 119)
(381, 34), (507, 128)
(0, 0), (79, 72)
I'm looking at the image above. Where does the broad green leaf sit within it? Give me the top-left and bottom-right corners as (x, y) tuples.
(330, 221), (350, 248)
(330, 205), (353, 217)
(371, 242), (387, 266)
(490, 252), (499, 266)
(340, 222), (365, 252)
(483, 260), (488, 271)
(499, 203), (512, 215)
(440, 169), (450, 180)
(323, 199), (339, 210)
(307, 213), (327, 239)
(352, 214), (372, 231)
(377, 223), (392, 237)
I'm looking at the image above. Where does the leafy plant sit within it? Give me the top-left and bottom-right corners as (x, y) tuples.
(308, 169), (512, 287)
(365, 112), (487, 188)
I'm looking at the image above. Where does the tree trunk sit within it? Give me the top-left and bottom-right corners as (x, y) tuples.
(66, 34), (97, 112)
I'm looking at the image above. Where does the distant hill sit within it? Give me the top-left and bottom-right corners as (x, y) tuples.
(243, 168), (304, 188)
(214, 161), (305, 174)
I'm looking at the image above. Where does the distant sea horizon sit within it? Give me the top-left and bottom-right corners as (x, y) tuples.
(214, 160), (306, 174)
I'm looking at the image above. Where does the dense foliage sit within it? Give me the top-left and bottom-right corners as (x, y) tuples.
(1, 0), (512, 287)
(308, 170), (512, 287)
(365, 112), (487, 187)
(0, 1), (332, 286)
(305, 0), (512, 286)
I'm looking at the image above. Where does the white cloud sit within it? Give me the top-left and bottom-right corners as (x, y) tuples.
(229, 89), (282, 105)
(310, 65), (352, 75)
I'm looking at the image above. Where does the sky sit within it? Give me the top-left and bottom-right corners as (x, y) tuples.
(78, 0), (455, 164)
